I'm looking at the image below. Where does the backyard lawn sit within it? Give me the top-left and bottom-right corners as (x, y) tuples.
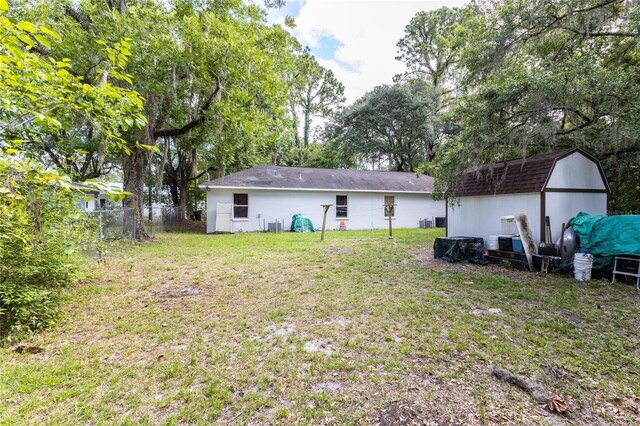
(0, 229), (638, 425)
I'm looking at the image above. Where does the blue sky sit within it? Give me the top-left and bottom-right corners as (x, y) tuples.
(268, 1), (468, 103)
(309, 33), (344, 61)
(268, 0), (344, 62)
(274, 0), (307, 17)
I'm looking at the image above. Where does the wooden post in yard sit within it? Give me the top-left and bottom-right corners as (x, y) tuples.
(384, 203), (396, 239)
(320, 204), (332, 241)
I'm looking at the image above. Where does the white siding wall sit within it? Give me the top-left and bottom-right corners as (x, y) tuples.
(447, 193), (541, 246)
(206, 188), (445, 233)
(546, 152), (606, 190)
(76, 197), (97, 212)
(544, 192), (607, 243)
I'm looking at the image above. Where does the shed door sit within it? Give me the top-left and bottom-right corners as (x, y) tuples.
(215, 203), (232, 232)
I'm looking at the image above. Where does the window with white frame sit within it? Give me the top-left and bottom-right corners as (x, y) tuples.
(336, 195), (348, 218)
(233, 193), (248, 218)
(384, 195), (395, 217)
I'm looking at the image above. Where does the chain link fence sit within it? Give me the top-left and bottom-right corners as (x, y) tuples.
(158, 205), (185, 232)
(85, 208), (136, 260)
(86, 208), (137, 241)
(85, 205), (195, 259)
(142, 205), (190, 234)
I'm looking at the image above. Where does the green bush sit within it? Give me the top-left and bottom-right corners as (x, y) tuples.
(0, 154), (94, 340)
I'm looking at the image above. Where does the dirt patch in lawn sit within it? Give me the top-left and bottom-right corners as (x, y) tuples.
(360, 400), (446, 426)
(151, 286), (201, 298)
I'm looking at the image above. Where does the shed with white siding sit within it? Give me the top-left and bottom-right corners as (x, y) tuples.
(446, 148), (610, 246)
(199, 165), (445, 233)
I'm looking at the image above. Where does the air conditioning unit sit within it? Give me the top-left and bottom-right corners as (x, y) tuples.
(419, 219), (433, 228)
(268, 221), (282, 233)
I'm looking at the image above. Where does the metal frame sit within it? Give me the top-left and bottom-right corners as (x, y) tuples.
(612, 256), (640, 291)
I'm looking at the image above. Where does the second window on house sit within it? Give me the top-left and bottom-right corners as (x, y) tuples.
(336, 195), (348, 218)
(384, 195), (395, 217)
(233, 193), (248, 218)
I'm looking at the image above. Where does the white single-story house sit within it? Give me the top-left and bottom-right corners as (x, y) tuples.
(71, 182), (100, 212)
(446, 148), (610, 246)
(199, 165), (445, 233)
(72, 182), (123, 211)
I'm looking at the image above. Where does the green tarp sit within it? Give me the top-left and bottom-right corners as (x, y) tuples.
(569, 212), (640, 269)
(290, 214), (316, 232)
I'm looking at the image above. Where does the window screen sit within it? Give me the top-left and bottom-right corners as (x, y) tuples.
(233, 193), (248, 218)
(384, 195), (395, 217)
(336, 195), (348, 218)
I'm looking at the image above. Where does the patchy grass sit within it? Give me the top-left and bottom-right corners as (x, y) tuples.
(0, 229), (638, 425)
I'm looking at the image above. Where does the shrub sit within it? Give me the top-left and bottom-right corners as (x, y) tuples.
(0, 154), (94, 340)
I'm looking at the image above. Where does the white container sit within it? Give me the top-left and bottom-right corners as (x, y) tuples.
(500, 215), (517, 235)
(487, 235), (499, 250)
(574, 253), (593, 281)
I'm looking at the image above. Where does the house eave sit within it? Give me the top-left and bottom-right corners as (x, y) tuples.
(198, 185), (432, 195)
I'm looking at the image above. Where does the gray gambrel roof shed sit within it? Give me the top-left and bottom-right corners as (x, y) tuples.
(200, 165), (435, 193)
(449, 147), (611, 197)
(446, 147), (610, 245)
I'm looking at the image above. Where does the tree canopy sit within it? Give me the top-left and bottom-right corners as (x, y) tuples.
(12, 0), (302, 237)
(395, 6), (466, 94)
(396, 0), (640, 211)
(328, 79), (440, 172)
(288, 49), (345, 164)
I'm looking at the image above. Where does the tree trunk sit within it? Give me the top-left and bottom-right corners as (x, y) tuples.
(290, 100), (302, 165)
(190, 148), (197, 215)
(169, 182), (179, 206)
(303, 110), (311, 149)
(122, 123), (159, 240)
(176, 147), (192, 219)
(179, 178), (188, 219)
(163, 152), (180, 207)
(156, 136), (170, 205)
(123, 146), (151, 240)
(302, 98), (311, 164)
(148, 180), (153, 220)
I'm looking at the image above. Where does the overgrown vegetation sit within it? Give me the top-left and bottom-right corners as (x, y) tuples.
(0, 230), (638, 424)
(0, 2), (144, 337)
(0, 157), (94, 338)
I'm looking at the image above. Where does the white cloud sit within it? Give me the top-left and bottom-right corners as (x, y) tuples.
(288, 0), (469, 103)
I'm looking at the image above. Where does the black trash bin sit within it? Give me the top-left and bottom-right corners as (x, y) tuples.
(194, 210), (202, 221)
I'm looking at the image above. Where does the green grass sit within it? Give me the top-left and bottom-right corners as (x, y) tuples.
(0, 229), (638, 425)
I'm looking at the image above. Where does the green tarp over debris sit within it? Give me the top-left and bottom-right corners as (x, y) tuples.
(290, 214), (316, 232)
(569, 212), (640, 269)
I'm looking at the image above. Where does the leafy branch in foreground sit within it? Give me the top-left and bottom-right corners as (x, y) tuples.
(0, 2), (145, 338)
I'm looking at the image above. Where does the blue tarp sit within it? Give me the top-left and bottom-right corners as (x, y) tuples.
(569, 212), (640, 269)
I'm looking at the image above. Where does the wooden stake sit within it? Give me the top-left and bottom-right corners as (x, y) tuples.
(384, 203), (395, 239)
(320, 204), (332, 241)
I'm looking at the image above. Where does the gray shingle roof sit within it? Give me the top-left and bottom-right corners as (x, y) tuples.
(200, 165), (435, 193)
(71, 182), (100, 195)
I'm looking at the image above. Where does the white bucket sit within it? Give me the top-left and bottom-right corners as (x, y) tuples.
(574, 253), (593, 281)
(488, 235), (499, 250)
